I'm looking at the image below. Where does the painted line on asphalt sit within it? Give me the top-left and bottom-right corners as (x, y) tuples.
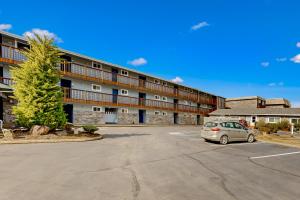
(250, 151), (300, 159)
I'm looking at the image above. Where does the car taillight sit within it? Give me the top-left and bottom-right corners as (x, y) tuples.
(211, 127), (220, 132)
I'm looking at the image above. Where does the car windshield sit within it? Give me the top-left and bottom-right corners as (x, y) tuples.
(204, 122), (218, 127)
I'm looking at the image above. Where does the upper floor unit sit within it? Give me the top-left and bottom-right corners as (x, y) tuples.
(0, 30), (225, 109)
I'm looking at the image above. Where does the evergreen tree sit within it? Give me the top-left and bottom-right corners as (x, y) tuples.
(11, 34), (67, 129)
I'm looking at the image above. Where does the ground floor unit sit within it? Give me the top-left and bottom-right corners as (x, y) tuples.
(209, 107), (300, 127)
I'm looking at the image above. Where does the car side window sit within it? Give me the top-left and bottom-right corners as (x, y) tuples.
(224, 122), (234, 128)
(234, 123), (244, 129)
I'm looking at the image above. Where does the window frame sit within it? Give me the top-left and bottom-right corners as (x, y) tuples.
(154, 111), (160, 115)
(91, 84), (102, 92)
(120, 89), (129, 96)
(162, 112), (167, 116)
(268, 117), (281, 123)
(154, 95), (160, 100)
(92, 106), (102, 112)
(121, 108), (129, 113)
(120, 70), (129, 76)
(162, 96), (167, 101)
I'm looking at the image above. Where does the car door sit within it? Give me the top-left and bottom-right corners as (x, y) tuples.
(233, 122), (248, 141)
(223, 122), (239, 141)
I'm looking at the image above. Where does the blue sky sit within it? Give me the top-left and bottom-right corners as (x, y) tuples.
(1, 0), (300, 106)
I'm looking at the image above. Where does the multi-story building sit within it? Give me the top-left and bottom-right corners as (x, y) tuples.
(0, 30), (225, 126)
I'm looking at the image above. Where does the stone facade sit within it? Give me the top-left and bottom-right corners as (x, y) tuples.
(3, 99), (15, 125)
(178, 113), (197, 125)
(73, 111), (106, 125)
(118, 113), (138, 125)
(146, 113), (173, 125)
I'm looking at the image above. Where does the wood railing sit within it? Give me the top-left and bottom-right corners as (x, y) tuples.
(60, 61), (217, 105)
(0, 77), (13, 86)
(0, 43), (217, 106)
(62, 87), (214, 115)
(0, 44), (26, 64)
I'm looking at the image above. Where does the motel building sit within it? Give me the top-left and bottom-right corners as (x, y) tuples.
(0, 30), (225, 126)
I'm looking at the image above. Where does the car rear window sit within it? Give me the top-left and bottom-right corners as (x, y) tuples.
(204, 122), (218, 127)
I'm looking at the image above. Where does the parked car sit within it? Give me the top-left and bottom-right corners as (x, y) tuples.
(201, 121), (255, 145)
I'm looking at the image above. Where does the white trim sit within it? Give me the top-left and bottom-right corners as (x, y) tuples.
(154, 111), (160, 115)
(91, 84), (101, 92)
(92, 106), (102, 112)
(121, 108), (129, 113)
(267, 117), (281, 123)
(162, 112), (168, 116)
(120, 89), (129, 95)
(120, 70), (129, 76)
(154, 95), (160, 100)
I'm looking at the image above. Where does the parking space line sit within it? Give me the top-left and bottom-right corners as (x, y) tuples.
(250, 151), (300, 159)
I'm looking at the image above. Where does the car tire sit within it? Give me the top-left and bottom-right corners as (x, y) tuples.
(247, 134), (255, 143)
(220, 135), (228, 145)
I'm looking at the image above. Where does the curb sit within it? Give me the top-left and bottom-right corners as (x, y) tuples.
(0, 135), (103, 145)
(257, 138), (300, 149)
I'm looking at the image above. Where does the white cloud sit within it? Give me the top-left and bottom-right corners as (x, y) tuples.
(171, 76), (184, 84)
(268, 82), (284, 87)
(291, 54), (300, 63)
(23, 28), (63, 43)
(296, 42), (300, 48)
(191, 21), (209, 31)
(127, 57), (147, 66)
(276, 57), (287, 62)
(0, 24), (12, 31)
(261, 62), (270, 67)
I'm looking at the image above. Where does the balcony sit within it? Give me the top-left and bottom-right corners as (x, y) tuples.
(0, 44), (26, 64)
(63, 88), (213, 115)
(0, 77), (14, 86)
(0, 43), (217, 106)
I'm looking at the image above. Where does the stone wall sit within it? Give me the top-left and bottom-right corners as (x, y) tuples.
(3, 100), (15, 125)
(118, 113), (138, 125)
(178, 113), (197, 125)
(146, 113), (174, 125)
(226, 99), (258, 109)
(73, 111), (106, 125)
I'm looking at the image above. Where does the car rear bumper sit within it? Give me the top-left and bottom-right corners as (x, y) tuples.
(201, 132), (221, 142)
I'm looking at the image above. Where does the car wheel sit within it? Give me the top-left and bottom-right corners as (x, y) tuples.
(247, 134), (255, 143)
(220, 135), (228, 145)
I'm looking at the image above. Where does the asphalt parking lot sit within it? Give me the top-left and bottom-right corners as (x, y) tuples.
(0, 126), (300, 200)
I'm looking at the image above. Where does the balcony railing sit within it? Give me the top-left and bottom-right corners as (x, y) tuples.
(0, 77), (14, 86)
(63, 87), (213, 115)
(0, 44), (26, 63)
(0, 43), (217, 106)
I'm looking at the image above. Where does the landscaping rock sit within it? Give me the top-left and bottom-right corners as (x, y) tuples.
(30, 125), (50, 136)
(65, 123), (74, 134)
(3, 129), (14, 140)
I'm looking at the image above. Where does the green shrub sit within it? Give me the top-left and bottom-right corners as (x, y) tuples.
(82, 125), (98, 133)
(266, 123), (278, 133)
(256, 120), (268, 133)
(277, 120), (290, 131)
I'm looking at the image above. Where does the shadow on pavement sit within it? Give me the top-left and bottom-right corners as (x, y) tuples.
(103, 133), (151, 139)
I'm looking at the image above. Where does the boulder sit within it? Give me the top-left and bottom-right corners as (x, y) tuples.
(30, 125), (50, 136)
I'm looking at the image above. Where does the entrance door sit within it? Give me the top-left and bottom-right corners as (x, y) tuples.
(105, 108), (118, 124)
(174, 99), (178, 110)
(197, 115), (201, 125)
(139, 93), (146, 106)
(112, 68), (118, 82)
(61, 79), (72, 98)
(174, 113), (179, 124)
(139, 110), (146, 123)
(63, 104), (73, 123)
(112, 89), (118, 104)
(139, 76), (146, 87)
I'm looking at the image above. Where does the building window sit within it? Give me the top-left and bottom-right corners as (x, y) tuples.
(268, 117), (280, 123)
(121, 108), (129, 113)
(154, 111), (160, 115)
(162, 112), (167, 116)
(121, 89), (128, 95)
(93, 63), (102, 69)
(162, 82), (168, 86)
(92, 84), (101, 92)
(184, 100), (189, 105)
(154, 79), (160, 84)
(252, 116), (256, 123)
(162, 96), (167, 101)
(291, 118), (300, 124)
(154, 95), (160, 100)
(92, 106), (102, 112)
(121, 70), (129, 76)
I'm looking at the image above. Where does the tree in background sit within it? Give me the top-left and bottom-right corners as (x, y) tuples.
(11, 34), (66, 130)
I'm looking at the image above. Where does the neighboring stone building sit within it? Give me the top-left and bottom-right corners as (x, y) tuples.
(0, 30), (225, 126)
(226, 96), (266, 109)
(265, 98), (291, 108)
(209, 108), (300, 127)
